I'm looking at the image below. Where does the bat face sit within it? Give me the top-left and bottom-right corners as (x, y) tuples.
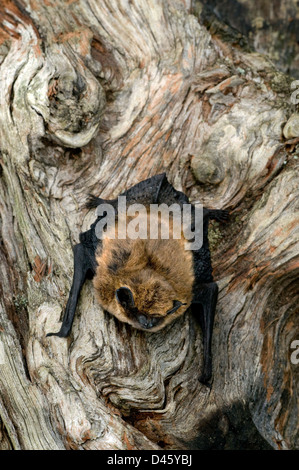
(113, 283), (187, 332)
(93, 214), (194, 332)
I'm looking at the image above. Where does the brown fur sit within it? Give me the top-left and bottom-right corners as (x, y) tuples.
(93, 212), (194, 331)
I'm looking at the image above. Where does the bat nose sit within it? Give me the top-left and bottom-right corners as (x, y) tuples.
(138, 314), (160, 329)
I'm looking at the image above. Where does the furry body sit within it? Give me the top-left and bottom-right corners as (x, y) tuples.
(47, 173), (228, 384)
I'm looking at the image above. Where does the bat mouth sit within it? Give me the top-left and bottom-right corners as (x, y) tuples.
(130, 300), (187, 330)
(136, 313), (163, 330)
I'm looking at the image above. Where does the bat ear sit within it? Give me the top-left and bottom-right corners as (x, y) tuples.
(116, 287), (135, 309)
(166, 300), (186, 315)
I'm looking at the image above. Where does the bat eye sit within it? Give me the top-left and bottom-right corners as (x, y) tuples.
(166, 300), (186, 315)
(116, 287), (135, 309)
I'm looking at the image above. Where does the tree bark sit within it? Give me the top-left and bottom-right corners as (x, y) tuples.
(0, 0), (298, 450)
(195, 0), (299, 79)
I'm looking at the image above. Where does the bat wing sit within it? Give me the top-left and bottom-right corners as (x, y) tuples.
(191, 209), (228, 385)
(85, 173), (190, 211)
(47, 228), (98, 338)
(121, 172), (190, 207)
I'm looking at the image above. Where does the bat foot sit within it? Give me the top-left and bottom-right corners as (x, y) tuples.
(209, 209), (229, 223)
(218, 210), (229, 222)
(46, 328), (69, 338)
(199, 362), (212, 387)
(199, 373), (212, 388)
(46, 332), (62, 338)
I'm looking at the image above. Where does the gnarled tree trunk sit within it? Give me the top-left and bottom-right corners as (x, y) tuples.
(0, 0), (298, 450)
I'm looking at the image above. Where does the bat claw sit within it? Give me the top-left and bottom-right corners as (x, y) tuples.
(199, 374), (212, 388)
(46, 328), (69, 338)
(220, 210), (229, 220)
(199, 363), (212, 387)
(207, 209), (229, 223)
(215, 210), (229, 222)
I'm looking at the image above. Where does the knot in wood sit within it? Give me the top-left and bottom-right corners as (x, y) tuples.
(47, 69), (105, 146)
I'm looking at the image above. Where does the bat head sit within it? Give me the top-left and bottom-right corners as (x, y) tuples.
(114, 281), (187, 331)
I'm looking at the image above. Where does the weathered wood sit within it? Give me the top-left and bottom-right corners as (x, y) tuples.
(0, 0), (298, 450)
(195, 0), (299, 79)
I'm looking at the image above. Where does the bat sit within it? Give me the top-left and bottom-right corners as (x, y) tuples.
(47, 173), (228, 385)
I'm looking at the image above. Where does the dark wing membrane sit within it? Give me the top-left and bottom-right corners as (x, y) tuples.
(119, 173), (168, 205)
(120, 172), (190, 207)
(85, 173), (190, 217)
(47, 237), (98, 338)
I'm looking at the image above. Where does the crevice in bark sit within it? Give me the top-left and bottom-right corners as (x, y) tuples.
(0, 417), (13, 450)
(183, 402), (274, 450)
